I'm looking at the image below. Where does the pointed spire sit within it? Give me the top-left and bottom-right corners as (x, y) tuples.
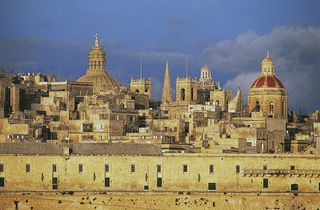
(266, 50), (270, 58)
(161, 61), (172, 105)
(95, 33), (99, 47)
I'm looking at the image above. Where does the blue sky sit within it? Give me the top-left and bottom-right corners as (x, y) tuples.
(1, 0), (320, 112)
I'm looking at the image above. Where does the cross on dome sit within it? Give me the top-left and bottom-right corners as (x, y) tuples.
(95, 33), (99, 47)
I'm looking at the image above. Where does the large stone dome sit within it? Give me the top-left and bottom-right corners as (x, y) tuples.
(77, 33), (120, 94)
(248, 51), (288, 119)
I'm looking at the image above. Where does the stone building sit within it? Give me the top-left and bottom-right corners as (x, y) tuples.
(130, 78), (152, 99)
(176, 77), (198, 105)
(78, 33), (120, 94)
(248, 52), (288, 119)
(0, 143), (320, 194)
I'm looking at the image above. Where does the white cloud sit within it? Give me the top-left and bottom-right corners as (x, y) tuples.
(202, 26), (320, 112)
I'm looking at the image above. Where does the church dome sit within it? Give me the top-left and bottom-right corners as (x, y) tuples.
(251, 75), (284, 88)
(250, 51), (285, 89)
(77, 33), (120, 94)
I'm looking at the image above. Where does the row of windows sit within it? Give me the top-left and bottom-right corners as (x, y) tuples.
(0, 175), (318, 192)
(0, 163), (298, 174)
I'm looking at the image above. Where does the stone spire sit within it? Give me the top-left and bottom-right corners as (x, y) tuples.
(228, 87), (242, 113)
(161, 61), (172, 105)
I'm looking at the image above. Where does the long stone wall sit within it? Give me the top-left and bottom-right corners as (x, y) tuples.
(0, 153), (320, 193)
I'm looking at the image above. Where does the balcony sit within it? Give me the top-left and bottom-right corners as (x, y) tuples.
(243, 169), (320, 178)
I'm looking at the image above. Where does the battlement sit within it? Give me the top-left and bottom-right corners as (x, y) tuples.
(176, 77), (198, 83)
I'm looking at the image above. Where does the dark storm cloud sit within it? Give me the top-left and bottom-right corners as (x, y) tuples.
(201, 26), (320, 112)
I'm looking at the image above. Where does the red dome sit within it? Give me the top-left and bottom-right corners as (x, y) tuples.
(251, 75), (284, 88)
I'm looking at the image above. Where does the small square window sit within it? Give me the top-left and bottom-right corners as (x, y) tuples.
(209, 164), (214, 174)
(208, 183), (216, 190)
(236, 165), (240, 173)
(157, 164), (161, 173)
(79, 164), (83, 173)
(0, 164), (3, 172)
(291, 184), (298, 191)
(52, 164), (57, 172)
(131, 164), (136, 173)
(263, 165), (267, 170)
(183, 164), (188, 173)
(144, 185), (149, 190)
(26, 164), (31, 173)
(105, 164), (110, 173)
(290, 165), (295, 170)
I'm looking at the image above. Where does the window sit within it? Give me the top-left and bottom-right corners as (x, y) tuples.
(180, 89), (185, 101)
(255, 101), (260, 111)
(144, 185), (149, 190)
(26, 164), (31, 173)
(79, 164), (83, 173)
(263, 179), (268, 188)
(105, 177), (110, 187)
(0, 177), (4, 187)
(269, 102), (274, 114)
(52, 177), (58, 190)
(183, 164), (188, 173)
(290, 165), (295, 170)
(105, 164), (110, 173)
(157, 164), (161, 173)
(157, 178), (162, 187)
(0, 164), (3, 172)
(263, 165), (267, 170)
(131, 164), (136, 173)
(236, 165), (240, 173)
(209, 164), (214, 174)
(191, 87), (194, 101)
(291, 184), (298, 191)
(52, 164), (57, 172)
(208, 183), (216, 190)
(282, 101), (286, 117)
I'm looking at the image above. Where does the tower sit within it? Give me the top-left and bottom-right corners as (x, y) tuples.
(161, 61), (172, 105)
(199, 64), (212, 82)
(78, 33), (120, 94)
(130, 57), (152, 99)
(248, 51), (288, 119)
(175, 77), (198, 105)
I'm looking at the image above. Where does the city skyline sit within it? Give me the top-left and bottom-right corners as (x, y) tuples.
(1, 0), (320, 112)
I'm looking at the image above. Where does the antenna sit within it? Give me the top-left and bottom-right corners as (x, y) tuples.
(140, 56), (143, 79)
(185, 56), (189, 78)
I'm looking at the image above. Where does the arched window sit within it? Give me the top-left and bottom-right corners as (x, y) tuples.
(94, 61), (97, 69)
(269, 101), (274, 114)
(255, 101), (260, 111)
(215, 100), (220, 106)
(98, 61), (101, 68)
(145, 88), (148, 93)
(135, 90), (140, 94)
(180, 89), (185, 101)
